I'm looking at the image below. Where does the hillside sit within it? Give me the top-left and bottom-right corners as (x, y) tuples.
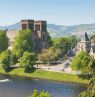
(0, 22), (95, 37)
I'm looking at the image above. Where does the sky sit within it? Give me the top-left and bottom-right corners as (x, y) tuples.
(0, 0), (95, 26)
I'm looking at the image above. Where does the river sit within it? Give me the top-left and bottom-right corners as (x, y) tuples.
(0, 74), (86, 97)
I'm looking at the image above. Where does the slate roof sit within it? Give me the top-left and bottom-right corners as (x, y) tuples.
(85, 32), (90, 41)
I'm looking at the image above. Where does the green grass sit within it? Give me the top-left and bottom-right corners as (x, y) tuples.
(0, 68), (89, 84)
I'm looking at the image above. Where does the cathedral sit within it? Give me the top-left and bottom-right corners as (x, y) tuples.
(76, 32), (95, 58)
(7, 19), (48, 52)
(21, 20), (47, 52)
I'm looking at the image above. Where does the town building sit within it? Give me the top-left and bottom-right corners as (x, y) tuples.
(76, 32), (95, 58)
(7, 19), (47, 52)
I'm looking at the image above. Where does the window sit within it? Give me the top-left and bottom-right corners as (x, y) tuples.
(22, 24), (27, 30)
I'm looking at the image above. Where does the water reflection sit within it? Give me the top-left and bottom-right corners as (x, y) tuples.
(0, 79), (10, 83)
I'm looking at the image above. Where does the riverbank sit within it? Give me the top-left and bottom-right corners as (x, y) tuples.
(0, 68), (89, 84)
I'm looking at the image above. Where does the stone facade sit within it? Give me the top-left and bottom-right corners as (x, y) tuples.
(21, 20), (34, 30)
(7, 31), (18, 50)
(7, 19), (47, 52)
(76, 32), (95, 58)
(21, 19), (47, 52)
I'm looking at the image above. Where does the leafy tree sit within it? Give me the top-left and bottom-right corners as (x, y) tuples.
(0, 30), (8, 52)
(68, 36), (78, 50)
(30, 90), (52, 97)
(52, 37), (68, 51)
(38, 47), (62, 64)
(71, 51), (95, 79)
(19, 51), (36, 71)
(31, 90), (39, 97)
(88, 78), (95, 92)
(79, 91), (95, 97)
(12, 30), (34, 59)
(52, 36), (78, 54)
(47, 32), (52, 46)
(39, 91), (51, 97)
(71, 51), (89, 70)
(90, 34), (95, 43)
(0, 49), (11, 70)
(0, 49), (18, 71)
(10, 53), (18, 65)
(79, 78), (95, 97)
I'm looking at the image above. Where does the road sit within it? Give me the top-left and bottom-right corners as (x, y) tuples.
(35, 58), (79, 74)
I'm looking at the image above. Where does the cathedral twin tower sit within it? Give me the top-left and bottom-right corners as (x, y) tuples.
(21, 19), (47, 52)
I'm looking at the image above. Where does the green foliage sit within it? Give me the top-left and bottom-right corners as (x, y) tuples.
(90, 34), (95, 43)
(88, 78), (95, 92)
(47, 32), (52, 46)
(71, 51), (95, 73)
(12, 30), (34, 59)
(79, 78), (95, 97)
(52, 37), (68, 50)
(79, 91), (95, 97)
(0, 49), (11, 70)
(19, 51), (36, 70)
(0, 49), (18, 71)
(69, 36), (78, 49)
(38, 47), (62, 63)
(0, 30), (8, 52)
(30, 90), (52, 97)
(71, 51), (89, 70)
(10, 53), (18, 65)
(52, 36), (78, 54)
(31, 90), (39, 97)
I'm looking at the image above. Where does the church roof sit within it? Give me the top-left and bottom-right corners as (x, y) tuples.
(81, 32), (90, 42)
(85, 32), (90, 41)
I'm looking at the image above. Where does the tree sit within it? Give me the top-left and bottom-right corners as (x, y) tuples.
(38, 47), (62, 64)
(71, 51), (94, 71)
(88, 78), (95, 92)
(0, 30), (8, 52)
(39, 91), (51, 97)
(79, 78), (95, 97)
(52, 37), (68, 52)
(31, 90), (39, 97)
(0, 49), (11, 71)
(10, 53), (18, 65)
(0, 49), (18, 71)
(68, 36), (78, 50)
(79, 91), (95, 97)
(52, 36), (78, 54)
(90, 34), (95, 43)
(30, 90), (52, 97)
(71, 51), (95, 78)
(47, 32), (52, 46)
(19, 51), (36, 71)
(12, 30), (34, 59)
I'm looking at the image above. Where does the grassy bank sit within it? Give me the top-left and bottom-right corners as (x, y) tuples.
(0, 68), (89, 84)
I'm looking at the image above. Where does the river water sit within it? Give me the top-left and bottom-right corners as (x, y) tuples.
(0, 74), (86, 97)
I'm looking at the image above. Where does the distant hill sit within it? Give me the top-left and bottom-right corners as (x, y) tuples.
(47, 23), (95, 37)
(0, 22), (95, 37)
(0, 22), (21, 30)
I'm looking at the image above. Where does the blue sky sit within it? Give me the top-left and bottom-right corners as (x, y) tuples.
(0, 0), (95, 26)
